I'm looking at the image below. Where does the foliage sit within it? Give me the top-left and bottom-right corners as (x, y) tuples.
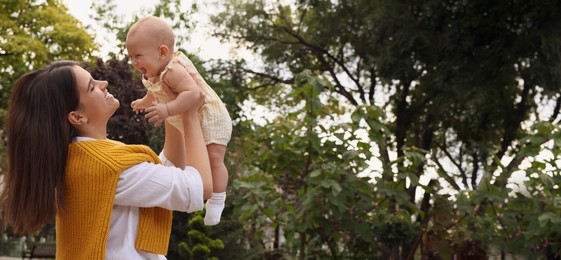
(0, 0), (96, 108)
(174, 212), (224, 260)
(209, 0), (561, 258)
(90, 0), (198, 59)
(231, 70), (415, 258)
(4, 0), (561, 258)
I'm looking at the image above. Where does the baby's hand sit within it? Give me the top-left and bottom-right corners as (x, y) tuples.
(144, 101), (170, 127)
(131, 98), (148, 114)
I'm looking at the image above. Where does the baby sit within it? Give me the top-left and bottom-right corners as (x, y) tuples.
(126, 16), (232, 225)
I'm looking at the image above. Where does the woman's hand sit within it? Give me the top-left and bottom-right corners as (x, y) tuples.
(193, 89), (206, 111)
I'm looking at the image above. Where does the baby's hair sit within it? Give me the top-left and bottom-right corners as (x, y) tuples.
(129, 16), (175, 51)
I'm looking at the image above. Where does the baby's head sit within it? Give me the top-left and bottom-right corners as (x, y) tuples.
(126, 16), (175, 78)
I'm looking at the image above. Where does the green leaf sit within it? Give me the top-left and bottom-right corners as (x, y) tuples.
(538, 212), (561, 227)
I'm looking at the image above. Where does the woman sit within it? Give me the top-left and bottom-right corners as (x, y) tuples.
(0, 61), (212, 259)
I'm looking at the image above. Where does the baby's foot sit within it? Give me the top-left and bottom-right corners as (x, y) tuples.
(204, 192), (226, 226)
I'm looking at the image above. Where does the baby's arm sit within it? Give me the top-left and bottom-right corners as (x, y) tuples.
(162, 62), (201, 116)
(144, 63), (201, 127)
(131, 92), (156, 114)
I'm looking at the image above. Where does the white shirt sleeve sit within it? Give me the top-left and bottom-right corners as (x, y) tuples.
(114, 156), (204, 213)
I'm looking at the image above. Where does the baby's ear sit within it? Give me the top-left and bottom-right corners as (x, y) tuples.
(159, 45), (170, 59)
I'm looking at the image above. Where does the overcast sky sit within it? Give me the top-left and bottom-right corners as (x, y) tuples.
(62, 0), (234, 60)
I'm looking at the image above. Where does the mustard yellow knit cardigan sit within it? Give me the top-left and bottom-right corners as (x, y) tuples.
(56, 139), (172, 259)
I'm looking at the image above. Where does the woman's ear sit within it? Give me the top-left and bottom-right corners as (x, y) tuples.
(68, 111), (88, 126)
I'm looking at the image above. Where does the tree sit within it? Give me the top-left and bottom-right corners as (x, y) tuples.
(209, 0), (561, 257)
(173, 212), (224, 260)
(89, 0), (199, 59)
(230, 70), (412, 258)
(0, 0), (96, 108)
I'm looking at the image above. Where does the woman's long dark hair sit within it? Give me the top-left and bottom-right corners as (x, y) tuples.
(1, 61), (80, 234)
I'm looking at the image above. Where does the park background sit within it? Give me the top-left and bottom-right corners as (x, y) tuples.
(2, 0), (561, 259)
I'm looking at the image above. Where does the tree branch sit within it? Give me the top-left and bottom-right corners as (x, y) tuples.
(356, 56), (366, 103)
(471, 152), (479, 189)
(431, 152), (462, 191)
(436, 142), (468, 189)
(281, 24), (359, 86)
(271, 20), (363, 96)
(497, 78), (532, 159)
(550, 94), (561, 122)
(316, 54), (358, 105)
(368, 68), (376, 105)
(239, 67), (293, 84)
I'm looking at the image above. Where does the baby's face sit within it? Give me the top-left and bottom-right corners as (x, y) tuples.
(126, 32), (167, 79)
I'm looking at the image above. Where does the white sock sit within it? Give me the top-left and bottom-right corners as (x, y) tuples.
(204, 192), (226, 226)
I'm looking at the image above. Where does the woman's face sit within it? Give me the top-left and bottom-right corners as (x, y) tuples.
(72, 66), (119, 125)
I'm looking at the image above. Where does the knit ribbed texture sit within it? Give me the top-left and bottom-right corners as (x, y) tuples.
(55, 140), (172, 259)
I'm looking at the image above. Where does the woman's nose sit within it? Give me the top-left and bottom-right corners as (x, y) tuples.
(100, 81), (109, 90)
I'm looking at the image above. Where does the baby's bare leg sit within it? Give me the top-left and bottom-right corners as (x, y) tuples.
(208, 144), (228, 192)
(162, 121), (186, 169)
(204, 143), (228, 225)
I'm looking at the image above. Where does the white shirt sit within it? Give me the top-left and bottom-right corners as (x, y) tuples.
(73, 137), (204, 260)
